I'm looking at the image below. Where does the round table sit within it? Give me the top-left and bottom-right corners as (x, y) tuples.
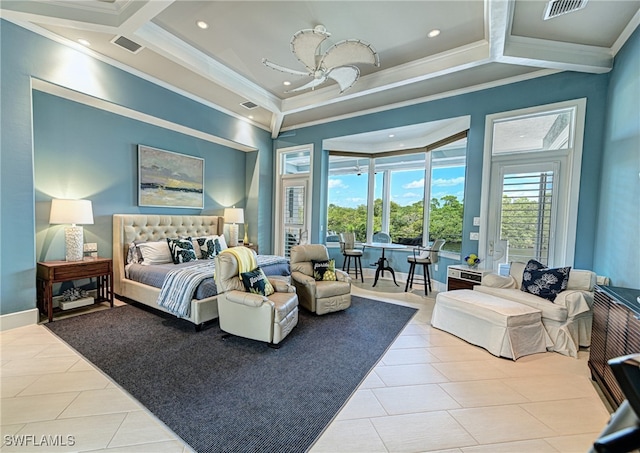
(362, 242), (407, 287)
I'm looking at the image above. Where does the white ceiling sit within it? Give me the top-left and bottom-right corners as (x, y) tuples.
(2, 0), (639, 142)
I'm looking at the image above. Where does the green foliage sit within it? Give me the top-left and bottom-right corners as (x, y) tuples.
(500, 195), (551, 249)
(328, 195), (464, 251)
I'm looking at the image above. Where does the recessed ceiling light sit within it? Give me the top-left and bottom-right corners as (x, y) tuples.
(427, 29), (441, 38)
(196, 20), (209, 30)
(78, 38), (91, 47)
(283, 81), (291, 86)
(248, 115), (254, 119)
(388, 134), (395, 138)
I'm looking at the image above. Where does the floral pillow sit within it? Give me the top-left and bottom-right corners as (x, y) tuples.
(312, 259), (337, 281)
(521, 259), (571, 302)
(241, 267), (274, 296)
(166, 237), (197, 264)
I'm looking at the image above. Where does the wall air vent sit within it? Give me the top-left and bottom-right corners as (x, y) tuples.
(240, 101), (259, 110)
(110, 35), (143, 54)
(543, 0), (588, 20)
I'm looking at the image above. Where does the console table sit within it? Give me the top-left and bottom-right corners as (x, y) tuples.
(36, 257), (113, 322)
(447, 265), (493, 291)
(588, 285), (640, 409)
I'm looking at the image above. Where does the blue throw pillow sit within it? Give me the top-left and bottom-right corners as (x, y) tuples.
(166, 237), (197, 264)
(522, 265), (571, 302)
(241, 267), (274, 296)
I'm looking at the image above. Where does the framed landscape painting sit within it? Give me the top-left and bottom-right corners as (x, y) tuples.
(138, 145), (204, 209)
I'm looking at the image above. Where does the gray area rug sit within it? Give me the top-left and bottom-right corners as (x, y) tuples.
(46, 296), (416, 453)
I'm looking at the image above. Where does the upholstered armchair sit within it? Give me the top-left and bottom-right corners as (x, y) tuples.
(290, 244), (352, 315)
(214, 252), (299, 346)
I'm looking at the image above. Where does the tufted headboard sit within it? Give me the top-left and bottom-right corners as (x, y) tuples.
(112, 214), (225, 294)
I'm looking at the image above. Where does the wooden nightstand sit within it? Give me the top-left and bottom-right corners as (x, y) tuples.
(36, 257), (113, 322)
(242, 243), (258, 253)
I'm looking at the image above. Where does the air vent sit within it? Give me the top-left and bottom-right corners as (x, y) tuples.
(110, 35), (143, 54)
(543, 0), (588, 20)
(240, 101), (258, 110)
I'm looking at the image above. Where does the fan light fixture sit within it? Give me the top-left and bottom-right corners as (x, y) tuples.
(263, 25), (379, 94)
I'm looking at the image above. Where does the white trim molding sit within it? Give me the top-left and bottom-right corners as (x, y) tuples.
(0, 309), (39, 332)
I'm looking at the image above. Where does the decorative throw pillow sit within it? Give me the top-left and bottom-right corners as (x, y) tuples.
(126, 242), (143, 264)
(166, 237), (197, 264)
(521, 259), (547, 288)
(312, 259), (336, 281)
(136, 241), (173, 266)
(193, 236), (217, 259)
(522, 266), (571, 302)
(241, 267), (274, 296)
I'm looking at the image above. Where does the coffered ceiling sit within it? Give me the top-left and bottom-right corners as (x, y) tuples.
(2, 0), (638, 139)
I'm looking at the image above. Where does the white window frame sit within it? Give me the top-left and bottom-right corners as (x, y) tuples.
(274, 144), (313, 256)
(479, 98), (586, 269)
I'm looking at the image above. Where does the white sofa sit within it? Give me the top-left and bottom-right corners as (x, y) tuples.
(474, 261), (596, 358)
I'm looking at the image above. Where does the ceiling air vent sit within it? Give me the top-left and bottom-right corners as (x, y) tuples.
(240, 101), (259, 110)
(543, 0), (588, 20)
(110, 35), (143, 54)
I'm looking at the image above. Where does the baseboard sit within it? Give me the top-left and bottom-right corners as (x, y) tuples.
(0, 308), (39, 331)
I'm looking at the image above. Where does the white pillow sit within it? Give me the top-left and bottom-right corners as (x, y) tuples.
(215, 234), (228, 251)
(137, 241), (173, 266)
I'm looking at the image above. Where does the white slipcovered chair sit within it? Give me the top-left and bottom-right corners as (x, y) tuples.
(290, 244), (352, 315)
(214, 252), (299, 347)
(475, 261), (596, 357)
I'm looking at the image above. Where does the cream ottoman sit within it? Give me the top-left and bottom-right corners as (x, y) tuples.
(432, 289), (550, 360)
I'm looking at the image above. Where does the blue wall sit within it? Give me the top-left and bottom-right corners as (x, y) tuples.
(2, 18), (638, 318)
(594, 28), (640, 288)
(275, 70), (618, 283)
(0, 20), (272, 316)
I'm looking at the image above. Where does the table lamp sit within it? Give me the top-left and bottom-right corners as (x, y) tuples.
(224, 206), (244, 247)
(49, 199), (94, 261)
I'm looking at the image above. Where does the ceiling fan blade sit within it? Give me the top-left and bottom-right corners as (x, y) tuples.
(327, 66), (360, 93)
(262, 58), (310, 77)
(321, 39), (380, 71)
(286, 76), (328, 93)
(290, 28), (330, 72)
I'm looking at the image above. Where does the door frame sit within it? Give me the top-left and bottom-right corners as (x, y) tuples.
(479, 98), (586, 270)
(274, 144), (313, 256)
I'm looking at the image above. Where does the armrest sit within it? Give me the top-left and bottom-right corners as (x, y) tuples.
(292, 271), (316, 286)
(554, 290), (593, 318)
(481, 273), (517, 288)
(335, 269), (352, 283)
(268, 277), (296, 293)
(225, 290), (269, 307)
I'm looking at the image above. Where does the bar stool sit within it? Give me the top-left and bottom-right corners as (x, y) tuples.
(404, 239), (445, 294)
(339, 232), (364, 283)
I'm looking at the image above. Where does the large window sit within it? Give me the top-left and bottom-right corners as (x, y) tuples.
(481, 99), (586, 269)
(327, 135), (467, 253)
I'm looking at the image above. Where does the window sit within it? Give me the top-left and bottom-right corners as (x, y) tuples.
(275, 146), (312, 257)
(327, 135), (467, 252)
(481, 99), (586, 269)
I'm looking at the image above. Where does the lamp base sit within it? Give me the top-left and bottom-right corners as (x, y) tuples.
(65, 225), (84, 261)
(229, 223), (239, 247)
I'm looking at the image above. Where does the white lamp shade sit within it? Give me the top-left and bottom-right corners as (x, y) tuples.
(223, 207), (244, 224)
(49, 199), (94, 225)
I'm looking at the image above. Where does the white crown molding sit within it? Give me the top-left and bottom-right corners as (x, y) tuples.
(133, 21), (282, 114)
(279, 68), (559, 135)
(502, 35), (613, 73)
(32, 78), (257, 152)
(611, 8), (640, 55)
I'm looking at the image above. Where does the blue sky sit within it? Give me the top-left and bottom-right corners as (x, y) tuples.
(328, 166), (465, 208)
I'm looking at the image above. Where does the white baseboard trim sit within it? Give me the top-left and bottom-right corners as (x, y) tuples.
(0, 309), (39, 332)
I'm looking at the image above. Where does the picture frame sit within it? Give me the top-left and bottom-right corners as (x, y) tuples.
(138, 145), (204, 209)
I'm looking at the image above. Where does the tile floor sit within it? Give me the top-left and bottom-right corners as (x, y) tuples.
(1, 284), (611, 452)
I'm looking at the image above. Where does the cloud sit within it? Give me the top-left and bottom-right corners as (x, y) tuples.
(403, 178), (424, 189)
(328, 178), (347, 189)
(432, 176), (465, 187)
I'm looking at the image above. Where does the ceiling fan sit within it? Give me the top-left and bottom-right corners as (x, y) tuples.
(262, 25), (380, 94)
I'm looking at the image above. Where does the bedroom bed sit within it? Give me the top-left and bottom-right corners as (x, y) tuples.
(112, 214), (289, 329)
